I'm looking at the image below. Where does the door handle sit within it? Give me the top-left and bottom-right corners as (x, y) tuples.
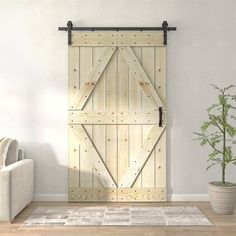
(159, 107), (163, 127)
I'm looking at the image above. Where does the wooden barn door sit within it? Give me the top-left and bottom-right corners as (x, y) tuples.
(68, 32), (167, 202)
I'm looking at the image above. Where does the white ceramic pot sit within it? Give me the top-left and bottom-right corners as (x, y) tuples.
(208, 182), (236, 215)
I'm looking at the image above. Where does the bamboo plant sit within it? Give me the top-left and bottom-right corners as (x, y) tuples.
(194, 85), (236, 186)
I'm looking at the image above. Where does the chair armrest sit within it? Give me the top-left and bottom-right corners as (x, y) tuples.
(2, 159), (33, 172)
(0, 170), (11, 221)
(0, 159), (34, 221)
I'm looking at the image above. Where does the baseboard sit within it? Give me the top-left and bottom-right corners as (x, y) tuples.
(33, 194), (209, 202)
(167, 194), (209, 201)
(33, 194), (68, 201)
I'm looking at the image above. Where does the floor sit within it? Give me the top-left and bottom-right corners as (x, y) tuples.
(0, 202), (236, 236)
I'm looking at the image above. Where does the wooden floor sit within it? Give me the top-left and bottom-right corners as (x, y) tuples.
(0, 201), (236, 236)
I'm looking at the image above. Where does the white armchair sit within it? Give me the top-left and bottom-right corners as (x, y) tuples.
(0, 143), (34, 222)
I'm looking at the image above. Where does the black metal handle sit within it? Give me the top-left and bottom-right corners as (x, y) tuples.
(159, 107), (163, 127)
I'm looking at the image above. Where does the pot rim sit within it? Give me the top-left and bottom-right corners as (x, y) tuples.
(209, 181), (236, 189)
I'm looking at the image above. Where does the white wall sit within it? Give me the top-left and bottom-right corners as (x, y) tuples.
(1, 0), (236, 200)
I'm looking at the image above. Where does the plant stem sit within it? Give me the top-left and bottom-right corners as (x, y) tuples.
(214, 120), (224, 133)
(222, 92), (226, 184)
(206, 139), (223, 154)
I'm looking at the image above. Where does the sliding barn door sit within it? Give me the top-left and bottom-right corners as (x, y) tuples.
(68, 32), (167, 202)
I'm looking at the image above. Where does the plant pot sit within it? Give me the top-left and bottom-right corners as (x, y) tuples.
(208, 182), (236, 214)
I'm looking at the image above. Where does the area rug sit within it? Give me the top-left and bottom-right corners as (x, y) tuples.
(24, 206), (212, 226)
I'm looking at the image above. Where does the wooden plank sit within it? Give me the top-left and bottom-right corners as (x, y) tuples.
(117, 188), (166, 202)
(118, 110), (159, 124)
(69, 110), (159, 124)
(92, 47), (106, 188)
(72, 47), (116, 110)
(68, 47), (80, 199)
(119, 46), (165, 109)
(128, 47), (142, 188)
(117, 125), (129, 186)
(68, 125), (80, 193)
(72, 32), (117, 47)
(119, 125), (166, 188)
(118, 32), (163, 47)
(72, 125), (117, 188)
(117, 47), (129, 188)
(155, 131), (167, 188)
(105, 48), (118, 185)
(155, 47), (167, 103)
(141, 47), (155, 188)
(68, 47), (80, 109)
(79, 47), (93, 188)
(69, 111), (116, 124)
(155, 47), (167, 189)
(69, 187), (117, 202)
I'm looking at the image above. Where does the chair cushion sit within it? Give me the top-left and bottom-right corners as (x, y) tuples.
(5, 139), (19, 166)
(0, 138), (12, 169)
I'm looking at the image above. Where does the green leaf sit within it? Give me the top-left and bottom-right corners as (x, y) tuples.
(219, 95), (226, 106)
(225, 146), (233, 164)
(224, 85), (235, 91)
(207, 104), (219, 112)
(200, 139), (207, 146)
(200, 121), (212, 132)
(208, 150), (221, 159)
(226, 124), (236, 137)
(207, 162), (217, 170)
(211, 84), (220, 90)
(194, 84), (236, 174)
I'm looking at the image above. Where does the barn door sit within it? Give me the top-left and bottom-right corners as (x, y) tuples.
(68, 32), (167, 202)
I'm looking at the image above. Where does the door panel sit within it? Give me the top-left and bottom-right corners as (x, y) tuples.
(68, 32), (166, 202)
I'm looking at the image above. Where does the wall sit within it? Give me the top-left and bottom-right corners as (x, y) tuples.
(0, 0), (236, 201)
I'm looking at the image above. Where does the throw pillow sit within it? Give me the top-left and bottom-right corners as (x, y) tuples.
(5, 139), (19, 166)
(18, 148), (25, 161)
(0, 138), (12, 169)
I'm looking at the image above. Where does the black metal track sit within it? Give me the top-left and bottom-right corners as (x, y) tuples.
(58, 21), (176, 45)
(58, 26), (176, 31)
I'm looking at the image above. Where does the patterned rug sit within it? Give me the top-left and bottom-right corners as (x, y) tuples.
(24, 206), (212, 226)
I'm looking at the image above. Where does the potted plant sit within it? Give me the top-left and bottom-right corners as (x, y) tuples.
(194, 85), (236, 214)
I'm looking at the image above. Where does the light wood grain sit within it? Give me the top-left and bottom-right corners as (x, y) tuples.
(117, 48), (129, 189)
(142, 47), (156, 188)
(72, 32), (117, 47)
(118, 187), (166, 201)
(119, 125), (166, 188)
(105, 48), (118, 185)
(119, 46), (165, 108)
(69, 110), (159, 124)
(72, 125), (116, 188)
(73, 47), (116, 110)
(129, 47), (142, 188)
(68, 126), (80, 191)
(78, 47), (93, 190)
(155, 47), (167, 189)
(68, 47), (80, 109)
(118, 32), (163, 46)
(69, 187), (117, 202)
(68, 47), (80, 194)
(69, 32), (167, 202)
(92, 47), (106, 188)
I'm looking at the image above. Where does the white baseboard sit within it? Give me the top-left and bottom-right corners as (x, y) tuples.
(33, 194), (209, 202)
(167, 194), (209, 201)
(34, 194), (68, 201)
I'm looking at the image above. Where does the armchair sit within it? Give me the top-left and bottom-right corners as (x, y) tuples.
(0, 141), (34, 222)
